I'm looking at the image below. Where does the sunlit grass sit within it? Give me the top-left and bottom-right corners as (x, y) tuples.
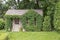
(0, 32), (8, 40)
(9, 32), (60, 40)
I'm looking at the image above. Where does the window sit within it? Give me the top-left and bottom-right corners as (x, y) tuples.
(14, 18), (19, 24)
(26, 17), (28, 24)
(34, 17), (36, 25)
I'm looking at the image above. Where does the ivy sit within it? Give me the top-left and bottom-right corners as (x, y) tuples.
(21, 10), (43, 31)
(5, 10), (43, 31)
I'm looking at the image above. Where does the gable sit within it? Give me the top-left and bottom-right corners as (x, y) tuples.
(5, 9), (43, 16)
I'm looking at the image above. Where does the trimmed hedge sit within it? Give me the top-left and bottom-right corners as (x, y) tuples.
(43, 16), (51, 31)
(0, 19), (5, 30)
(5, 10), (43, 31)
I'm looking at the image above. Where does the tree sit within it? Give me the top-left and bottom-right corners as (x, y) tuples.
(39, 0), (56, 31)
(0, 0), (9, 18)
(4, 0), (41, 9)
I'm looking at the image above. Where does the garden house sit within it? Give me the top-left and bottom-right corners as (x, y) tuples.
(5, 9), (43, 32)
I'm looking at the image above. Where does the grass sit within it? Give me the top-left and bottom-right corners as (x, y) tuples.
(0, 30), (7, 32)
(8, 32), (60, 40)
(0, 32), (8, 40)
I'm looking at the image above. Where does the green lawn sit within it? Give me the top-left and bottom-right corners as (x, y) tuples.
(0, 33), (8, 40)
(8, 32), (60, 40)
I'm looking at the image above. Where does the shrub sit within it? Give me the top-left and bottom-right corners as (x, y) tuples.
(54, 1), (60, 31)
(43, 16), (51, 31)
(0, 19), (5, 30)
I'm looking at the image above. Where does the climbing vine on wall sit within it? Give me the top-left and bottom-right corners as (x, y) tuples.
(4, 15), (21, 31)
(21, 10), (43, 31)
(5, 10), (43, 31)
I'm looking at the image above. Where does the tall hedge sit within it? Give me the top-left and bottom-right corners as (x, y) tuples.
(54, 1), (60, 31)
(43, 16), (51, 31)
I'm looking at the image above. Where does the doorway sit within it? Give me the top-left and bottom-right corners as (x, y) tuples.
(12, 18), (22, 32)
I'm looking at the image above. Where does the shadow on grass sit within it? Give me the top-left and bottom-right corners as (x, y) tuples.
(56, 30), (60, 34)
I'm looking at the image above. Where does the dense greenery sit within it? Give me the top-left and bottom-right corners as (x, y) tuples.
(0, 0), (60, 40)
(0, 0), (60, 31)
(0, 1), (8, 18)
(5, 10), (43, 31)
(21, 10), (43, 31)
(54, 1), (60, 31)
(43, 16), (51, 31)
(0, 19), (5, 30)
(5, 15), (21, 31)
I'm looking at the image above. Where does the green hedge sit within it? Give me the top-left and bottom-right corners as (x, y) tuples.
(54, 1), (60, 31)
(43, 16), (51, 31)
(5, 10), (43, 31)
(0, 19), (5, 30)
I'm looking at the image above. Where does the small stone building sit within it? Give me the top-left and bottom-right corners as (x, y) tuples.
(5, 9), (43, 32)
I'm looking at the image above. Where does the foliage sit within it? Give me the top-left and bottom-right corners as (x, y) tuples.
(0, 0), (59, 31)
(0, 19), (5, 30)
(4, 0), (41, 9)
(5, 10), (43, 31)
(41, 0), (56, 31)
(4, 15), (21, 31)
(54, 1), (60, 31)
(43, 16), (51, 31)
(21, 10), (43, 31)
(0, 1), (9, 18)
(18, 0), (35, 9)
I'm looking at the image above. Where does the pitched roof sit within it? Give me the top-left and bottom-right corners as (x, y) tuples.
(6, 9), (43, 16)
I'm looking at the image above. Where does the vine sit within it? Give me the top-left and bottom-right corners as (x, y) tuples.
(4, 10), (43, 31)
